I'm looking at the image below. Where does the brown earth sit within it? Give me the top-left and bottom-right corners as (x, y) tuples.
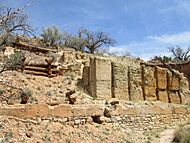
(0, 115), (170, 143)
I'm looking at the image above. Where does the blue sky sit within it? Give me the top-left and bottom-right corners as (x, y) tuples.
(1, 0), (190, 60)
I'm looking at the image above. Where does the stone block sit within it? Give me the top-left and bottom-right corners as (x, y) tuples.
(173, 106), (188, 114)
(49, 104), (73, 118)
(72, 104), (104, 117)
(144, 66), (157, 101)
(168, 72), (180, 91)
(82, 66), (90, 86)
(0, 105), (26, 117)
(144, 87), (157, 101)
(105, 104), (139, 116)
(82, 66), (90, 92)
(112, 62), (129, 100)
(95, 81), (112, 99)
(25, 104), (49, 118)
(89, 58), (112, 99)
(112, 62), (128, 81)
(158, 91), (168, 103)
(168, 91), (181, 104)
(89, 58), (96, 83)
(129, 66), (144, 101)
(86, 104), (104, 116)
(113, 80), (129, 100)
(25, 104), (37, 117)
(156, 67), (167, 89)
(146, 105), (172, 114)
(179, 76), (190, 104)
(92, 57), (112, 81)
(72, 105), (87, 117)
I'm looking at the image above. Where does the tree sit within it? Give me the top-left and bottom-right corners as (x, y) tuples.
(40, 26), (63, 47)
(151, 55), (172, 63)
(0, 6), (33, 47)
(78, 28), (115, 54)
(168, 46), (190, 63)
(63, 33), (86, 51)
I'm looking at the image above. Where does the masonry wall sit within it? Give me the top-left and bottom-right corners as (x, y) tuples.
(87, 57), (189, 104)
(104, 105), (190, 131)
(0, 103), (189, 131)
(56, 51), (189, 104)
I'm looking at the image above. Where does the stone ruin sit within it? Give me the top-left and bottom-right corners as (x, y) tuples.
(1, 44), (190, 131)
(81, 56), (189, 104)
(2, 43), (190, 105)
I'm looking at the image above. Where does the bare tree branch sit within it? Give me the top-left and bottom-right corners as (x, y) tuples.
(155, 56), (181, 80)
(168, 46), (190, 63)
(79, 28), (115, 54)
(0, 5), (33, 47)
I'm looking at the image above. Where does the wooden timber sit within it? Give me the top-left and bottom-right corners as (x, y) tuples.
(12, 41), (57, 54)
(24, 66), (49, 72)
(23, 70), (57, 77)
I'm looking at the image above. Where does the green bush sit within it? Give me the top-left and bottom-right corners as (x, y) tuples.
(20, 89), (32, 104)
(20, 89), (32, 98)
(0, 50), (25, 73)
(173, 126), (190, 143)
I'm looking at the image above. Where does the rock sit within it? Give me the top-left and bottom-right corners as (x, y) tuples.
(104, 108), (111, 118)
(26, 131), (33, 138)
(20, 95), (29, 104)
(100, 116), (111, 123)
(66, 90), (76, 104)
(110, 100), (119, 105)
(59, 90), (64, 93)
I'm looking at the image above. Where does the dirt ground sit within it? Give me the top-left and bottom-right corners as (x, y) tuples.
(0, 70), (187, 143)
(0, 115), (171, 143)
(0, 71), (93, 105)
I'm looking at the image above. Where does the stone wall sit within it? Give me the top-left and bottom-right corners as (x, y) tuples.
(53, 51), (189, 104)
(89, 57), (112, 99)
(56, 51), (91, 78)
(0, 103), (189, 131)
(86, 57), (189, 104)
(104, 103), (190, 130)
(169, 61), (190, 89)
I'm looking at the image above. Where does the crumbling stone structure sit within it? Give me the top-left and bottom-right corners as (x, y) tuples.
(83, 57), (189, 104)
(1, 46), (190, 131)
(0, 103), (189, 131)
(3, 44), (189, 104)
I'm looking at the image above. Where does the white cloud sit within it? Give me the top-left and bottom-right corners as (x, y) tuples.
(110, 42), (171, 61)
(110, 31), (190, 61)
(147, 32), (190, 44)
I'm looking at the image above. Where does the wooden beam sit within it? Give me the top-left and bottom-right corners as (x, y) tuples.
(24, 66), (48, 72)
(23, 70), (57, 77)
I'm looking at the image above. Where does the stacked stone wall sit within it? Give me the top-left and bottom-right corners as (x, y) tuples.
(89, 58), (112, 99)
(86, 57), (189, 104)
(56, 51), (189, 104)
(0, 103), (189, 131)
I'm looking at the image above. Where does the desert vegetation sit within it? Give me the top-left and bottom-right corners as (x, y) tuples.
(152, 46), (190, 64)
(0, 1), (190, 143)
(0, 4), (115, 55)
(173, 121), (190, 143)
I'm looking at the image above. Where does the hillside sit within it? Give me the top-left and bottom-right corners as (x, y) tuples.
(0, 42), (189, 143)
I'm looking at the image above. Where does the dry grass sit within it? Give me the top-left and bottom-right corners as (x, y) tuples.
(173, 121), (190, 143)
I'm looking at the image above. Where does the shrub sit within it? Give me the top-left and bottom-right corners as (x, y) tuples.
(20, 89), (32, 104)
(173, 126), (190, 143)
(0, 50), (25, 73)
